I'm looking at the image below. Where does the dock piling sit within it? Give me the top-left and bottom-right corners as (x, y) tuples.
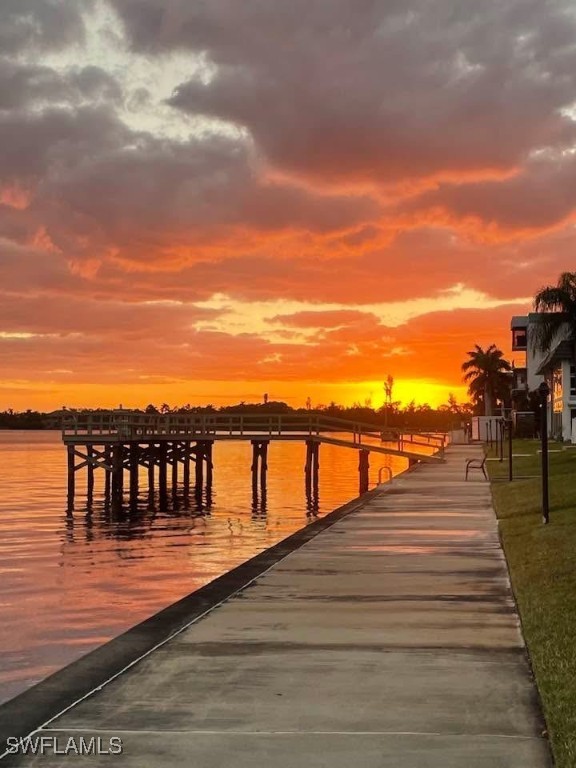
(183, 443), (191, 502)
(251, 440), (269, 503)
(129, 443), (139, 508)
(67, 446), (75, 511)
(305, 440), (320, 505)
(260, 441), (268, 493)
(147, 445), (155, 506)
(205, 442), (214, 508)
(359, 449), (370, 495)
(158, 443), (168, 508)
(104, 445), (111, 501)
(112, 443), (124, 510)
(195, 442), (204, 492)
(171, 441), (179, 502)
(86, 445), (94, 507)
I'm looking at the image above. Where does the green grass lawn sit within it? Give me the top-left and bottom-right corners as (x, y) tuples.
(487, 439), (576, 767)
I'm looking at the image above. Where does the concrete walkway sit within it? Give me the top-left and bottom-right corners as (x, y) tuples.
(11, 446), (551, 767)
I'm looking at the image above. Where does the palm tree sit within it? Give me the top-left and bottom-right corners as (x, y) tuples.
(533, 272), (576, 353)
(462, 344), (512, 416)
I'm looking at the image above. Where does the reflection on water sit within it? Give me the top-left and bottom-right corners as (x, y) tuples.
(0, 430), (411, 704)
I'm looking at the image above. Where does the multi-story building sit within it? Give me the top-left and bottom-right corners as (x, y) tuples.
(510, 314), (576, 440)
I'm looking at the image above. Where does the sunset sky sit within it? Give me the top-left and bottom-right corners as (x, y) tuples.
(2, 0), (575, 411)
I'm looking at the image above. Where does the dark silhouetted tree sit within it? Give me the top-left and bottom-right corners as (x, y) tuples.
(462, 345), (511, 416)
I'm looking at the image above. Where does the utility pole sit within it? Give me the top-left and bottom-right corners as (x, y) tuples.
(383, 375), (394, 427)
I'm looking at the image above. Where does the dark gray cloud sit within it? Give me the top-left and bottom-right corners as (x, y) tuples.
(0, 61), (70, 110)
(71, 66), (123, 104)
(0, 0), (89, 54)
(109, 0), (576, 184)
(0, 104), (131, 184)
(0, 5), (380, 270)
(0, 113), (378, 268)
(2, 0), (576, 276)
(41, 133), (379, 252)
(0, 60), (120, 111)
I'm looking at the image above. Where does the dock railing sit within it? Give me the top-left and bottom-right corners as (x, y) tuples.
(61, 411), (446, 455)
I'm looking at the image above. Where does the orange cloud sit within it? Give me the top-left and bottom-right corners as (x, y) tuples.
(1, 0), (574, 411)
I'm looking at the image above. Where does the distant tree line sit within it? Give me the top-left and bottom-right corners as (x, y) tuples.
(1, 395), (475, 432)
(0, 409), (46, 429)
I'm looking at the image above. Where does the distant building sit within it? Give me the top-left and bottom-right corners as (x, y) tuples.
(510, 314), (576, 440)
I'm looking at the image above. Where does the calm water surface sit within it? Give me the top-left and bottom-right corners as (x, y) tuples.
(0, 430), (412, 705)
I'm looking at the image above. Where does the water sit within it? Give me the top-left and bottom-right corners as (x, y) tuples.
(0, 430), (414, 705)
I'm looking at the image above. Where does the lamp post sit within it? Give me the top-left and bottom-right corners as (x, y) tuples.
(538, 381), (550, 525)
(507, 418), (513, 482)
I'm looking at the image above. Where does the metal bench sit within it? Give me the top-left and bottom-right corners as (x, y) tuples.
(465, 455), (487, 480)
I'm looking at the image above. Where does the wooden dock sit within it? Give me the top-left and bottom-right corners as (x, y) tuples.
(61, 411), (446, 511)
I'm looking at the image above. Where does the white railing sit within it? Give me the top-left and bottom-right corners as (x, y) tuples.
(61, 410), (446, 456)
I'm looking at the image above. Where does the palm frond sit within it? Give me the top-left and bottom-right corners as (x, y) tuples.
(558, 272), (576, 301)
(532, 272), (576, 352)
(530, 311), (574, 353)
(534, 286), (571, 313)
(463, 369), (485, 383)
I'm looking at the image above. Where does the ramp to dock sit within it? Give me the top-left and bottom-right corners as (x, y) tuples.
(4, 446), (551, 767)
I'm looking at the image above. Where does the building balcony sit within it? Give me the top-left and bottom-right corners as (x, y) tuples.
(511, 316), (528, 351)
